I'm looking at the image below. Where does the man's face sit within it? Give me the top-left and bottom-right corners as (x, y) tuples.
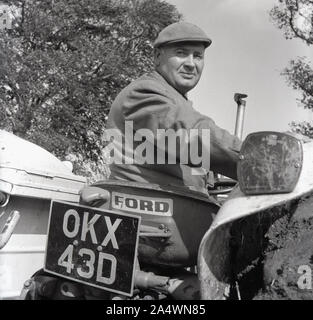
(155, 42), (205, 95)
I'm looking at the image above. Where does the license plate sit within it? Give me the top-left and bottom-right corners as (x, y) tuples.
(44, 201), (141, 297)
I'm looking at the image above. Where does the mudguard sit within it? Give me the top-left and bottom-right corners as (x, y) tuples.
(198, 140), (313, 300)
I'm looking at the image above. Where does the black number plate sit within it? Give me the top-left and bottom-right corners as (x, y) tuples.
(44, 201), (140, 296)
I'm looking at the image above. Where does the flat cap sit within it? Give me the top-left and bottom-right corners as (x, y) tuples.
(153, 21), (212, 48)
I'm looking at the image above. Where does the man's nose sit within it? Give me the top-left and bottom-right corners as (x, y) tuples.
(184, 55), (195, 68)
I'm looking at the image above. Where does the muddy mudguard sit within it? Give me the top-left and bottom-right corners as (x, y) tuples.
(198, 140), (313, 300)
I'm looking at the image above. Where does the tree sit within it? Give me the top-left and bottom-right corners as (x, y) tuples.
(270, 0), (313, 138)
(0, 0), (181, 180)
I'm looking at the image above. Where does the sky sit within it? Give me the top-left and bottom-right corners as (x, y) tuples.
(167, 0), (313, 138)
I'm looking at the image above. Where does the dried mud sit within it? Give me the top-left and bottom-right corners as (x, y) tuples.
(228, 193), (313, 300)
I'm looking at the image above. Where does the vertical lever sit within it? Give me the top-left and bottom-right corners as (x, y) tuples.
(234, 93), (248, 140)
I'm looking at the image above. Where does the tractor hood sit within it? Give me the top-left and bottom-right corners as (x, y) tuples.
(0, 130), (86, 201)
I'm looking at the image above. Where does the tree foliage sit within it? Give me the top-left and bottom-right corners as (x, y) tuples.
(270, 0), (313, 137)
(282, 57), (313, 111)
(0, 0), (181, 179)
(289, 120), (313, 138)
(270, 0), (313, 44)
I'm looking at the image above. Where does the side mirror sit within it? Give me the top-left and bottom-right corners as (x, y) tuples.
(237, 132), (303, 195)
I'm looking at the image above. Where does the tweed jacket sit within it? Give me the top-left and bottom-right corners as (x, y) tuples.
(106, 71), (242, 194)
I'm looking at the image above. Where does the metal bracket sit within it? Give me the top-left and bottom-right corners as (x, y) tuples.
(0, 210), (20, 249)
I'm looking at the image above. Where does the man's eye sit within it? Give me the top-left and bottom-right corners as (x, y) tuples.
(176, 50), (187, 56)
(194, 54), (203, 60)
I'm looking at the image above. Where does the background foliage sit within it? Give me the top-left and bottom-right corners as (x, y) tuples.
(0, 0), (181, 181)
(270, 0), (313, 138)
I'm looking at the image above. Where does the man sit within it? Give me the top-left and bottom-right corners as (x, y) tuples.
(106, 22), (242, 195)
